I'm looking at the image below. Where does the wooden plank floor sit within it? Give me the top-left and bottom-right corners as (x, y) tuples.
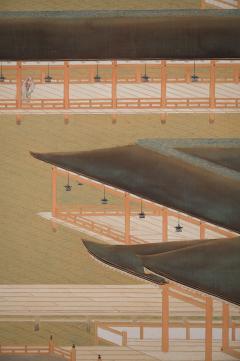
(1, 83), (239, 101)
(127, 339), (238, 360)
(0, 285), (239, 319)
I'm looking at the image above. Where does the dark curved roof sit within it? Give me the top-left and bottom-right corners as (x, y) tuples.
(0, 9), (240, 60)
(31, 144), (240, 233)
(83, 237), (240, 306)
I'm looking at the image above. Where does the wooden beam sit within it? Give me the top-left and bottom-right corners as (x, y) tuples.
(169, 289), (205, 309)
(200, 222), (206, 240)
(112, 60), (117, 108)
(124, 192), (131, 244)
(162, 284), (169, 352)
(222, 303), (229, 351)
(161, 60), (167, 108)
(16, 61), (22, 109)
(205, 297), (213, 361)
(52, 167), (57, 217)
(64, 61), (70, 109)
(162, 208), (168, 242)
(209, 60), (216, 109)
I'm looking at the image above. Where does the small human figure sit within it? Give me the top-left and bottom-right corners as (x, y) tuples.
(22, 76), (35, 101)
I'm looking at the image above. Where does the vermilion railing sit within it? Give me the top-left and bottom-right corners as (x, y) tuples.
(0, 97), (239, 110)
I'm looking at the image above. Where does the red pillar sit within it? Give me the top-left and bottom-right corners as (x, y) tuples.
(52, 167), (57, 217)
(124, 192), (131, 244)
(205, 297), (213, 361)
(209, 60), (216, 109)
(162, 208), (168, 242)
(162, 284), (169, 352)
(222, 303), (230, 351)
(64, 61), (70, 109)
(200, 222), (206, 240)
(161, 60), (167, 108)
(16, 61), (22, 109)
(112, 60), (117, 108)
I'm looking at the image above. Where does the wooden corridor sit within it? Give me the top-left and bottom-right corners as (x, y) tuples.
(0, 61), (239, 113)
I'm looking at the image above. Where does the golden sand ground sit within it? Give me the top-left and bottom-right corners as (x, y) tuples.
(0, 113), (239, 284)
(0, 1), (201, 11)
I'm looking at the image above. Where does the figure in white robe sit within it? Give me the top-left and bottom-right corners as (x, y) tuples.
(22, 76), (35, 101)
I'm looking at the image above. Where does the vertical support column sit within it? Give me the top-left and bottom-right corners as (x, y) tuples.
(48, 335), (54, 353)
(200, 222), (206, 240)
(140, 325), (144, 340)
(162, 208), (168, 242)
(209, 60), (216, 109)
(64, 61), (70, 109)
(124, 192), (131, 244)
(112, 60), (117, 109)
(16, 61), (22, 109)
(161, 60), (167, 108)
(162, 284), (169, 352)
(222, 303), (230, 351)
(71, 345), (76, 361)
(52, 167), (57, 218)
(89, 65), (95, 83)
(135, 64), (142, 83)
(185, 64), (192, 83)
(205, 297), (213, 361)
(233, 66), (239, 84)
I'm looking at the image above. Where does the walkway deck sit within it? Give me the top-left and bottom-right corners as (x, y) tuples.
(0, 285), (239, 320)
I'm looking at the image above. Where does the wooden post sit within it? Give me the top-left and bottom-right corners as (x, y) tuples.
(185, 64), (192, 83)
(222, 303), (229, 351)
(71, 344), (76, 361)
(122, 331), (128, 346)
(49, 335), (54, 353)
(161, 112), (167, 124)
(209, 112), (215, 124)
(16, 61), (22, 109)
(64, 61), (70, 109)
(205, 297), (213, 361)
(124, 192), (131, 244)
(162, 208), (168, 242)
(233, 66), (239, 84)
(161, 60), (167, 108)
(200, 222), (206, 240)
(209, 60), (216, 109)
(112, 60), (117, 108)
(135, 64), (142, 82)
(52, 167), (57, 218)
(16, 114), (22, 125)
(89, 65), (95, 83)
(185, 320), (190, 340)
(162, 284), (169, 352)
(140, 325), (144, 340)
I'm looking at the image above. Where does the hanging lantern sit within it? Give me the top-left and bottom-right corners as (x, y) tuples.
(191, 60), (199, 82)
(0, 62), (5, 83)
(94, 63), (101, 82)
(141, 64), (149, 82)
(64, 172), (72, 191)
(101, 186), (108, 204)
(139, 200), (145, 219)
(45, 63), (53, 83)
(175, 214), (183, 232)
